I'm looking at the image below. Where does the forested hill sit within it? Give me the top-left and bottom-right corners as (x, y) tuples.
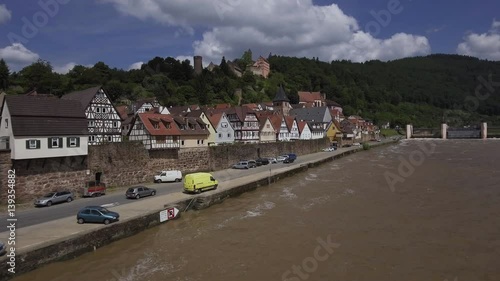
(1, 54), (499, 128)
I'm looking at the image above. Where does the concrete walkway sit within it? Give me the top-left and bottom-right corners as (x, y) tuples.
(0, 139), (398, 255)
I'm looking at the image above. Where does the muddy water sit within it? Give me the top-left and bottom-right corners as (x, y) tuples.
(13, 140), (500, 281)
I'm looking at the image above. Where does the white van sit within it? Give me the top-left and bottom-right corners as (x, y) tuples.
(154, 170), (182, 183)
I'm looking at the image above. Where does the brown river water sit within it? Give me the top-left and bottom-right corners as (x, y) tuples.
(13, 140), (500, 281)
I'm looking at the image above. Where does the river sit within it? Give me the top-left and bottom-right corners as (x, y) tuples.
(13, 140), (500, 281)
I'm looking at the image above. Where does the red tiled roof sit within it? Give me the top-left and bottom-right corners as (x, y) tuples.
(268, 115), (282, 132)
(285, 116), (295, 131)
(297, 121), (308, 133)
(215, 103), (231, 109)
(242, 103), (258, 110)
(206, 112), (223, 129)
(116, 105), (129, 120)
(138, 113), (181, 136)
(298, 91), (323, 103)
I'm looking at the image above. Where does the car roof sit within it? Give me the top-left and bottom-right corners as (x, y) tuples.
(81, 206), (104, 210)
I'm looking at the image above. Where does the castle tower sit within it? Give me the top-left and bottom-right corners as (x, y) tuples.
(194, 56), (203, 75)
(273, 84), (290, 116)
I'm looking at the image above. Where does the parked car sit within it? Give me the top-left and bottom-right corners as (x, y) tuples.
(323, 147), (336, 152)
(126, 186), (156, 199)
(256, 158), (270, 165)
(77, 206), (119, 225)
(283, 153), (297, 163)
(154, 170), (182, 183)
(267, 157), (278, 164)
(183, 172), (218, 194)
(233, 161), (251, 169)
(34, 191), (74, 207)
(0, 241), (6, 256)
(276, 155), (289, 162)
(353, 143), (361, 146)
(82, 181), (106, 197)
(247, 160), (257, 168)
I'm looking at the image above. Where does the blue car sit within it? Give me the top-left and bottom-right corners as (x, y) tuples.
(77, 206), (119, 225)
(283, 153), (297, 163)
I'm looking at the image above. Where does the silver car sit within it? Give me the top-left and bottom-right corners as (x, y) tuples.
(34, 191), (74, 207)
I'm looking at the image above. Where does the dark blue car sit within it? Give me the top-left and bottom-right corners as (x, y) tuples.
(283, 153), (297, 163)
(77, 206), (119, 225)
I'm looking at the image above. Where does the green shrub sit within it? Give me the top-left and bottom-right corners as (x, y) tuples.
(362, 143), (370, 150)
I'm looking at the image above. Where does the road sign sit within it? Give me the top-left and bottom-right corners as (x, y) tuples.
(159, 207), (179, 222)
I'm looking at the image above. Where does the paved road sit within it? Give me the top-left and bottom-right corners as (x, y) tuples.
(0, 154), (323, 229)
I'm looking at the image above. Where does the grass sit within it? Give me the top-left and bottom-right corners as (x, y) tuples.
(380, 128), (404, 137)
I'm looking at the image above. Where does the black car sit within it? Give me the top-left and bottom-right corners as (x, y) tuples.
(256, 158), (270, 165)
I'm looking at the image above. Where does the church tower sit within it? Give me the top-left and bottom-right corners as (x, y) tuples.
(273, 84), (291, 116)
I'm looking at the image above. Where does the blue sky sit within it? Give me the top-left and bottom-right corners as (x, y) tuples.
(0, 0), (499, 73)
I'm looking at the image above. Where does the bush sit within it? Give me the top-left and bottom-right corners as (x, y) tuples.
(362, 143), (370, 150)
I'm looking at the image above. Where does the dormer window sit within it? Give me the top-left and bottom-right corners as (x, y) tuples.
(153, 122), (159, 129)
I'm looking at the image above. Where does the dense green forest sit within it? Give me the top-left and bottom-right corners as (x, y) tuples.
(1, 52), (499, 128)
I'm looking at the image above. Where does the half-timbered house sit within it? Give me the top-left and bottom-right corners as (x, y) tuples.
(62, 86), (122, 145)
(128, 113), (180, 149)
(225, 106), (259, 143)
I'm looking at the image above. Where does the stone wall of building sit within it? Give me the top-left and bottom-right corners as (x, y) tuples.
(0, 150), (12, 202)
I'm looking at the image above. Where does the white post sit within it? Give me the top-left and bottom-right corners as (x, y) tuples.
(406, 124), (412, 139)
(481, 122), (488, 139)
(441, 123), (447, 139)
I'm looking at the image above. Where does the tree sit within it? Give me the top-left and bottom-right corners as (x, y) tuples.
(0, 59), (9, 90)
(18, 59), (61, 94)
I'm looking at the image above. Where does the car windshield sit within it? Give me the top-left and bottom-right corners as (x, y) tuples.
(127, 188), (134, 192)
(44, 192), (56, 197)
(98, 208), (110, 213)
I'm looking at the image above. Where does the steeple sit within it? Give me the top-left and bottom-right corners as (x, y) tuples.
(273, 84), (289, 103)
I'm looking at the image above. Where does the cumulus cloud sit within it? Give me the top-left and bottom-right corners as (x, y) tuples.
(457, 19), (500, 61)
(53, 62), (78, 74)
(100, 0), (430, 63)
(0, 4), (12, 25)
(128, 61), (144, 70)
(0, 43), (39, 70)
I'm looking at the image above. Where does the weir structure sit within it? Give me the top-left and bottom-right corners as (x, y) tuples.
(406, 122), (489, 139)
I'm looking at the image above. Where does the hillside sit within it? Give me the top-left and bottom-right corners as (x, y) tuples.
(1, 54), (499, 128)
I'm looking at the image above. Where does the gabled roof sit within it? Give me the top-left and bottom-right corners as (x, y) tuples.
(226, 106), (253, 122)
(268, 115), (282, 132)
(214, 103), (232, 109)
(116, 105), (129, 120)
(290, 107), (330, 123)
(285, 116), (296, 131)
(137, 113), (180, 136)
(297, 121), (308, 134)
(298, 91), (323, 103)
(307, 121), (326, 132)
(325, 99), (342, 108)
(259, 116), (276, 132)
(206, 112), (224, 129)
(24, 89), (57, 99)
(273, 85), (289, 103)
(172, 116), (209, 136)
(168, 106), (191, 116)
(5, 95), (87, 136)
(61, 86), (102, 108)
(132, 98), (158, 112)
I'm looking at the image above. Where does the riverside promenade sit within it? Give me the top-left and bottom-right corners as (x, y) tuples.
(0, 138), (399, 279)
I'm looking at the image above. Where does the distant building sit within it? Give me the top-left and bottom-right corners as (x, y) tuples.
(273, 85), (291, 116)
(298, 91), (325, 107)
(248, 56), (270, 78)
(128, 113), (181, 150)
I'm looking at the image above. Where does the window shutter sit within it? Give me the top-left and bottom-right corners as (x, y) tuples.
(59, 137), (63, 147)
(76, 137), (80, 147)
(36, 140), (41, 149)
(26, 140), (29, 149)
(48, 138), (52, 148)
(66, 137), (70, 147)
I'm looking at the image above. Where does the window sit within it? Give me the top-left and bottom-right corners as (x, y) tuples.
(197, 140), (200, 145)
(221, 122), (228, 128)
(48, 137), (62, 148)
(89, 121), (95, 127)
(102, 108), (107, 113)
(113, 121), (118, 128)
(96, 107), (101, 113)
(67, 137), (80, 148)
(181, 140), (185, 146)
(107, 136), (112, 142)
(153, 122), (159, 129)
(228, 133), (231, 137)
(266, 124), (270, 128)
(218, 133), (222, 138)
(5, 118), (8, 128)
(156, 136), (165, 143)
(89, 136), (95, 142)
(26, 139), (40, 149)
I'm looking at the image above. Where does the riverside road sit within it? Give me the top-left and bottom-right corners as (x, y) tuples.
(0, 148), (357, 229)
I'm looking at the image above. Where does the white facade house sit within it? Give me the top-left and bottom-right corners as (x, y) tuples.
(278, 116), (299, 141)
(0, 96), (88, 160)
(207, 112), (235, 145)
(309, 122), (325, 139)
(298, 122), (312, 140)
(62, 86), (122, 145)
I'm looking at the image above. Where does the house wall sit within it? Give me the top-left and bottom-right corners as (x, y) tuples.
(300, 126), (312, 140)
(13, 136), (88, 160)
(200, 114), (217, 145)
(215, 116), (235, 144)
(0, 104), (13, 153)
(260, 120), (276, 143)
(181, 135), (208, 148)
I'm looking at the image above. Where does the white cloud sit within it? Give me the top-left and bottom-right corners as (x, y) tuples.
(100, 0), (431, 63)
(457, 19), (500, 61)
(53, 62), (78, 74)
(128, 61), (144, 70)
(0, 4), (12, 25)
(0, 43), (39, 70)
